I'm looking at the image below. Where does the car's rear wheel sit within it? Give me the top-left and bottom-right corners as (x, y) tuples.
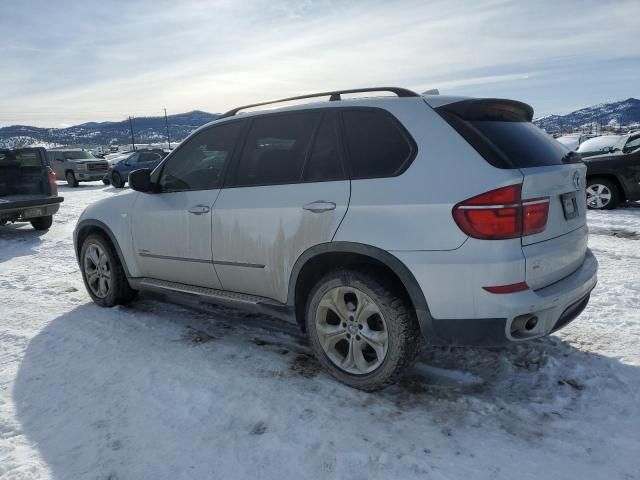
(30, 215), (53, 230)
(66, 171), (78, 188)
(111, 171), (124, 188)
(306, 269), (420, 391)
(586, 178), (621, 210)
(80, 233), (136, 307)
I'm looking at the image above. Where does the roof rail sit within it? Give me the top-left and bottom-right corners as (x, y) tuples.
(221, 87), (420, 118)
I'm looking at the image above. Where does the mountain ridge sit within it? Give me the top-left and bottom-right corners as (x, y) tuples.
(533, 97), (640, 133)
(2, 98), (640, 148)
(0, 110), (220, 148)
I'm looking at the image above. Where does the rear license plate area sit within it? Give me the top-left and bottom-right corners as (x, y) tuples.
(22, 207), (43, 218)
(561, 192), (578, 220)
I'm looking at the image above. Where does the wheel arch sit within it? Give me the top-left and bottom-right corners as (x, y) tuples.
(587, 173), (628, 201)
(287, 242), (433, 337)
(74, 219), (131, 277)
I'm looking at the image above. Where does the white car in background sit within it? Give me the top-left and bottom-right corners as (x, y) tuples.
(577, 135), (622, 158)
(556, 134), (586, 151)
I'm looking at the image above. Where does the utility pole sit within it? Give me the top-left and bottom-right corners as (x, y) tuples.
(128, 116), (136, 151)
(164, 108), (171, 149)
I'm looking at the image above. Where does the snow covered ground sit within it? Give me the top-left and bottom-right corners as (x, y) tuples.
(1, 183), (639, 480)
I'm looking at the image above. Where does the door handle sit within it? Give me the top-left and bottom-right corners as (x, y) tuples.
(303, 201), (337, 213)
(188, 205), (210, 215)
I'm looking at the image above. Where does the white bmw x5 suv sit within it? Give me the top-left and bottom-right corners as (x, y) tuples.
(74, 87), (598, 390)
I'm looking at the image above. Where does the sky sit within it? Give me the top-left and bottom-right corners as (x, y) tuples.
(0, 0), (638, 127)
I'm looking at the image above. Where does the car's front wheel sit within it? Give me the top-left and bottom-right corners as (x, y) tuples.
(586, 177), (620, 210)
(80, 233), (136, 307)
(66, 171), (78, 188)
(306, 269), (421, 391)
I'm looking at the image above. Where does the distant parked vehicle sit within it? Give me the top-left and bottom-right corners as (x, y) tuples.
(576, 135), (623, 158)
(556, 134), (586, 151)
(108, 149), (167, 188)
(46, 149), (109, 187)
(1, 148), (63, 230)
(584, 145), (640, 209)
(608, 132), (640, 156)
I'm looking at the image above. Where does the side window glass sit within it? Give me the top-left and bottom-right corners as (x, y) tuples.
(234, 112), (320, 186)
(127, 153), (140, 164)
(303, 114), (344, 182)
(342, 110), (413, 179)
(159, 122), (243, 192)
(624, 137), (640, 153)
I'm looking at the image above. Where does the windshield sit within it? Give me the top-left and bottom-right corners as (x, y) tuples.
(610, 136), (630, 153)
(60, 151), (95, 160)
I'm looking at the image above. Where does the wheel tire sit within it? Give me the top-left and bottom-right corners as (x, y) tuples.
(305, 268), (421, 391)
(30, 215), (53, 230)
(111, 171), (124, 188)
(80, 233), (137, 307)
(102, 178), (110, 185)
(66, 171), (78, 188)
(586, 177), (620, 210)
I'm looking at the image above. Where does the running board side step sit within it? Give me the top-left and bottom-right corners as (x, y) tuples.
(130, 278), (295, 322)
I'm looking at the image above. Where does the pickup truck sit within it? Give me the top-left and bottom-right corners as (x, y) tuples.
(0, 147), (63, 230)
(46, 149), (110, 187)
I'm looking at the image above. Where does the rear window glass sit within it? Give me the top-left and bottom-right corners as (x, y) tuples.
(342, 109), (413, 179)
(0, 150), (42, 166)
(470, 121), (568, 168)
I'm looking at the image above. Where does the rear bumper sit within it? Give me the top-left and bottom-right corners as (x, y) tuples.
(396, 248), (598, 346)
(0, 196), (63, 219)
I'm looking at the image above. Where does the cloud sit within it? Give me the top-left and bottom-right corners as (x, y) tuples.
(0, 0), (638, 126)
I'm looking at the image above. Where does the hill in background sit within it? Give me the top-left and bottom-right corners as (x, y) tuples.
(2, 98), (640, 148)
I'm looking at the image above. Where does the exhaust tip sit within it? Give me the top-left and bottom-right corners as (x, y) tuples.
(525, 316), (538, 331)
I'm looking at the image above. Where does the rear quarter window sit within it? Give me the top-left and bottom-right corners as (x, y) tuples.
(341, 109), (415, 179)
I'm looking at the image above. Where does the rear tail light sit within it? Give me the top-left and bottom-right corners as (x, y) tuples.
(452, 184), (549, 240)
(47, 168), (58, 196)
(522, 198), (550, 236)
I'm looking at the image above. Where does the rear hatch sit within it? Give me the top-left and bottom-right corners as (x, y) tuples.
(436, 99), (588, 290)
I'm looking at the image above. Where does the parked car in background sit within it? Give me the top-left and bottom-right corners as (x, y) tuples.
(609, 132), (640, 156)
(556, 134), (586, 151)
(576, 135), (622, 158)
(108, 149), (167, 188)
(1, 148), (63, 230)
(584, 146), (640, 210)
(75, 87), (597, 390)
(46, 149), (109, 187)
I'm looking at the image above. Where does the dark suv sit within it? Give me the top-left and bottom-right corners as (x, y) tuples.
(585, 136), (640, 209)
(108, 149), (167, 188)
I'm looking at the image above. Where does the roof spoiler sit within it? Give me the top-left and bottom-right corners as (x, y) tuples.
(436, 98), (534, 122)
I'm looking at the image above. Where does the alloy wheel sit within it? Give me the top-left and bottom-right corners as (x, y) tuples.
(586, 184), (612, 209)
(84, 243), (111, 298)
(315, 286), (388, 375)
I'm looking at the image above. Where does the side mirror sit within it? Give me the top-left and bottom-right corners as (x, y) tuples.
(129, 168), (152, 193)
